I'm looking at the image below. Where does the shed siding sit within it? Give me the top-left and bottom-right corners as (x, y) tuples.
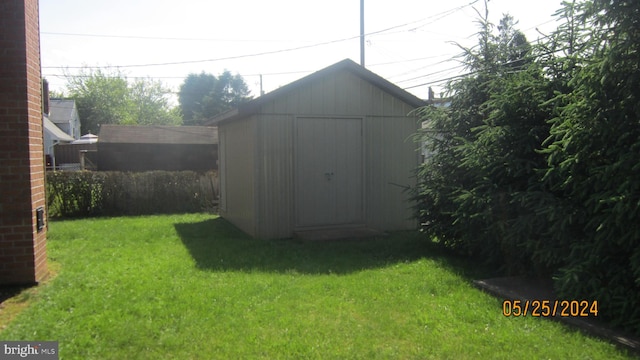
(294, 117), (364, 229)
(219, 116), (257, 237)
(261, 71), (415, 118)
(243, 68), (418, 238)
(255, 114), (295, 239)
(258, 71), (419, 238)
(364, 115), (419, 230)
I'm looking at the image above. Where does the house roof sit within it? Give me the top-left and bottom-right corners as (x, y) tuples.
(98, 125), (217, 145)
(49, 99), (77, 124)
(43, 115), (74, 142)
(206, 58), (426, 125)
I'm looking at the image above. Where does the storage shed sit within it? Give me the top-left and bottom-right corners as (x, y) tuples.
(98, 125), (217, 172)
(208, 59), (426, 239)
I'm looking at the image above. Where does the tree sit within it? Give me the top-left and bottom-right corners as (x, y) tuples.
(541, 0), (640, 333)
(66, 68), (181, 134)
(66, 68), (131, 134)
(128, 78), (182, 126)
(415, 7), (546, 273)
(178, 70), (252, 125)
(415, 0), (640, 334)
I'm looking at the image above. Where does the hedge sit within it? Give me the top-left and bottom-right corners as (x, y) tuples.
(46, 171), (217, 218)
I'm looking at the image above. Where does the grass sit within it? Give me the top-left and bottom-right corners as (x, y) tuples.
(0, 213), (634, 359)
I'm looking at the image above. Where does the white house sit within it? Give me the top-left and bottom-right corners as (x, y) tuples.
(48, 99), (81, 139)
(43, 99), (81, 168)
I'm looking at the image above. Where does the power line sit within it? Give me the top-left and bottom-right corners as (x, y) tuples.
(40, 32), (299, 43)
(43, 1), (564, 96)
(401, 43), (575, 91)
(395, 63), (466, 84)
(42, 36), (361, 69)
(41, 55), (466, 84)
(393, 16), (563, 87)
(42, 69), (314, 80)
(41, 54), (469, 83)
(42, 1), (481, 70)
(389, 57), (462, 80)
(42, 1), (480, 44)
(368, 54), (456, 67)
(403, 70), (474, 90)
(41, 24), (427, 69)
(371, 1), (478, 39)
(43, 54), (463, 78)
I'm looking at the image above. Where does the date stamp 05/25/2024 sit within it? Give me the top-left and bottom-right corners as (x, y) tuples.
(502, 299), (599, 318)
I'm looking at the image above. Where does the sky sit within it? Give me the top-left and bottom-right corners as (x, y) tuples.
(39, 0), (566, 102)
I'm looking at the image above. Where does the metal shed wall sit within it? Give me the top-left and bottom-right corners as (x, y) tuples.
(254, 114), (295, 239)
(218, 116), (257, 237)
(260, 70), (416, 116)
(364, 115), (419, 230)
(247, 69), (419, 239)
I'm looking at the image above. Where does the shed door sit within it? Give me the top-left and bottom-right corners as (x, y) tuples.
(295, 117), (363, 228)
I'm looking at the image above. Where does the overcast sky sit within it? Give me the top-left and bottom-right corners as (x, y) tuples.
(39, 0), (565, 101)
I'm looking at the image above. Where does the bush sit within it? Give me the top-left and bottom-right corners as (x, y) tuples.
(414, 2), (640, 335)
(47, 171), (104, 218)
(47, 171), (217, 218)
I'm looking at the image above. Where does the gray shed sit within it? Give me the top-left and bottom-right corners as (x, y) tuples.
(209, 59), (426, 239)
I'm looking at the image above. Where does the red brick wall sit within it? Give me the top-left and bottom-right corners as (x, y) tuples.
(0, 0), (48, 285)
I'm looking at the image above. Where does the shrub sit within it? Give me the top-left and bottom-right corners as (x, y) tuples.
(47, 171), (104, 218)
(414, 1), (640, 335)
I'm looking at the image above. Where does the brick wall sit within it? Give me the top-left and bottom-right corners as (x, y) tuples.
(0, 0), (48, 285)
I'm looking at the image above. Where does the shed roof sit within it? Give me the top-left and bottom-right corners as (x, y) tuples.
(98, 125), (217, 145)
(206, 59), (426, 125)
(49, 99), (77, 124)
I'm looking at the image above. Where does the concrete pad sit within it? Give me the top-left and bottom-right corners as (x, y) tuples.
(294, 227), (386, 241)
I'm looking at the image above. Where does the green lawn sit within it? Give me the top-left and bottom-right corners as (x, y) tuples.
(0, 214), (633, 359)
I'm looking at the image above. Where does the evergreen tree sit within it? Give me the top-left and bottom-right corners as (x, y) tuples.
(416, 7), (549, 273)
(415, 0), (640, 334)
(543, 0), (640, 332)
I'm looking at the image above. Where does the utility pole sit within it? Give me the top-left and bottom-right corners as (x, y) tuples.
(360, 0), (365, 67)
(259, 74), (264, 96)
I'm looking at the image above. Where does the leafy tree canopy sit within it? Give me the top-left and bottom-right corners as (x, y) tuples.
(178, 70), (252, 126)
(65, 68), (181, 134)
